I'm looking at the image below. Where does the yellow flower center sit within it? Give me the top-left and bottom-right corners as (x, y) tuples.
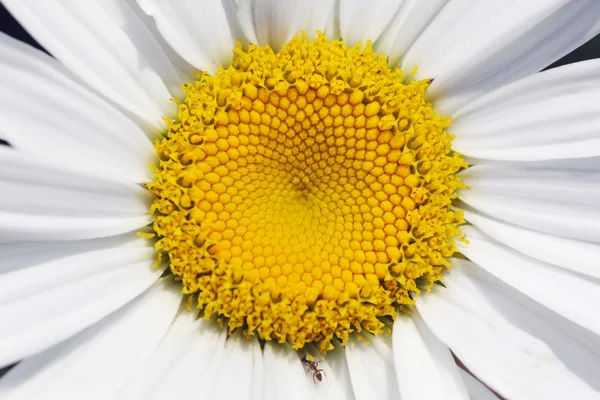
(148, 33), (466, 352)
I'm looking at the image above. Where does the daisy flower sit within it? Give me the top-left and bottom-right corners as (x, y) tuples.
(1, 0), (600, 399)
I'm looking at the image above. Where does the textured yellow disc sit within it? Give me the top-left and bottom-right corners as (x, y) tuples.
(148, 33), (466, 352)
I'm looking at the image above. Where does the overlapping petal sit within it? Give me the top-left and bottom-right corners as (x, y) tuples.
(1, 0), (191, 129)
(0, 33), (156, 182)
(0, 232), (147, 273)
(458, 161), (600, 242)
(338, 0), (402, 47)
(237, 0), (337, 51)
(206, 332), (264, 400)
(452, 59), (600, 160)
(302, 344), (351, 400)
(462, 205), (600, 279)
(0, 279), (181, 400)
(114, 311), (228, 399)
(458, 226), (600, 336)
(136, 0), (243, 74)
(0, 148), (152, 242)
(459, 370), (499, 400)
(448, 259), (600, 392)
(417, 259), (600, 398)
(393, 313), (469, 400)
(402, 0), (600, 114)
(374, 0), (448, 66)
(0, 246), (164, 367)
(262, 343), (314, 400)
(345, 333), (400, 400)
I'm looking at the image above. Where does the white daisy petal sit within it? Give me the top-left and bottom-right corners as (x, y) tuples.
(302, 344), (351, 400)
(444, 259), (600, 393)
(136, 0), (240, 74)
(416, 260), (598, 399)
(0, 149), (151, 218)
(0, 33), (156, 183)
(459, 370), (499, 400)
(0, 278), (181, 400)
(393, 313), (470, 400)
(338, 0), (403, 47)
(123, 1), (195, 85)
(115, 313), (227, 399)
(345, 333), (400, 400)
(233, 0), (259, 44)
(319, 341), (355, 400)
(0, 212), (152, 243)
(94, 0), (193, 94)
(374, 0), (448, 66)
(400, 0), (497, 78)
(236, 0), (337, 51)
(0, 246), (164, 367)
(263, 342), (313, 400)
(458, 226), (600, 336)
(206, 332), (263, 400)
(403, 0), (600, 114)
(452, 59), (600, 160)
(0, 232), (147, 274)
(462, 206), (600, 279)
(531, 156), (600, 171)
(0, 149), (153, 242)
(0, 147), (152, 243)
(2, 0), (184, 129)
(303, 0), (338, 40)
(250, 340), (265, 400)
(458, 162), (600, 243)
(113, 307), (198, 399)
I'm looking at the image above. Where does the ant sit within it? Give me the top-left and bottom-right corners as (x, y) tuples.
(301, 354), (328, 385)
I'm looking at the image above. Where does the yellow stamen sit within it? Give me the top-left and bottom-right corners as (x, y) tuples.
(148, 33), (466, 352)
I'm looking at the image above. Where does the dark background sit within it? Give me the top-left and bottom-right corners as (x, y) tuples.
(1, 1), (600, 381)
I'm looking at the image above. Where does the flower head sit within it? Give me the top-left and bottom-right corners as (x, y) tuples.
(1, 1), (600, 399)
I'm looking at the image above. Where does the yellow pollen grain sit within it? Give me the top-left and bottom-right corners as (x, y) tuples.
(148, 32), (467, 352)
